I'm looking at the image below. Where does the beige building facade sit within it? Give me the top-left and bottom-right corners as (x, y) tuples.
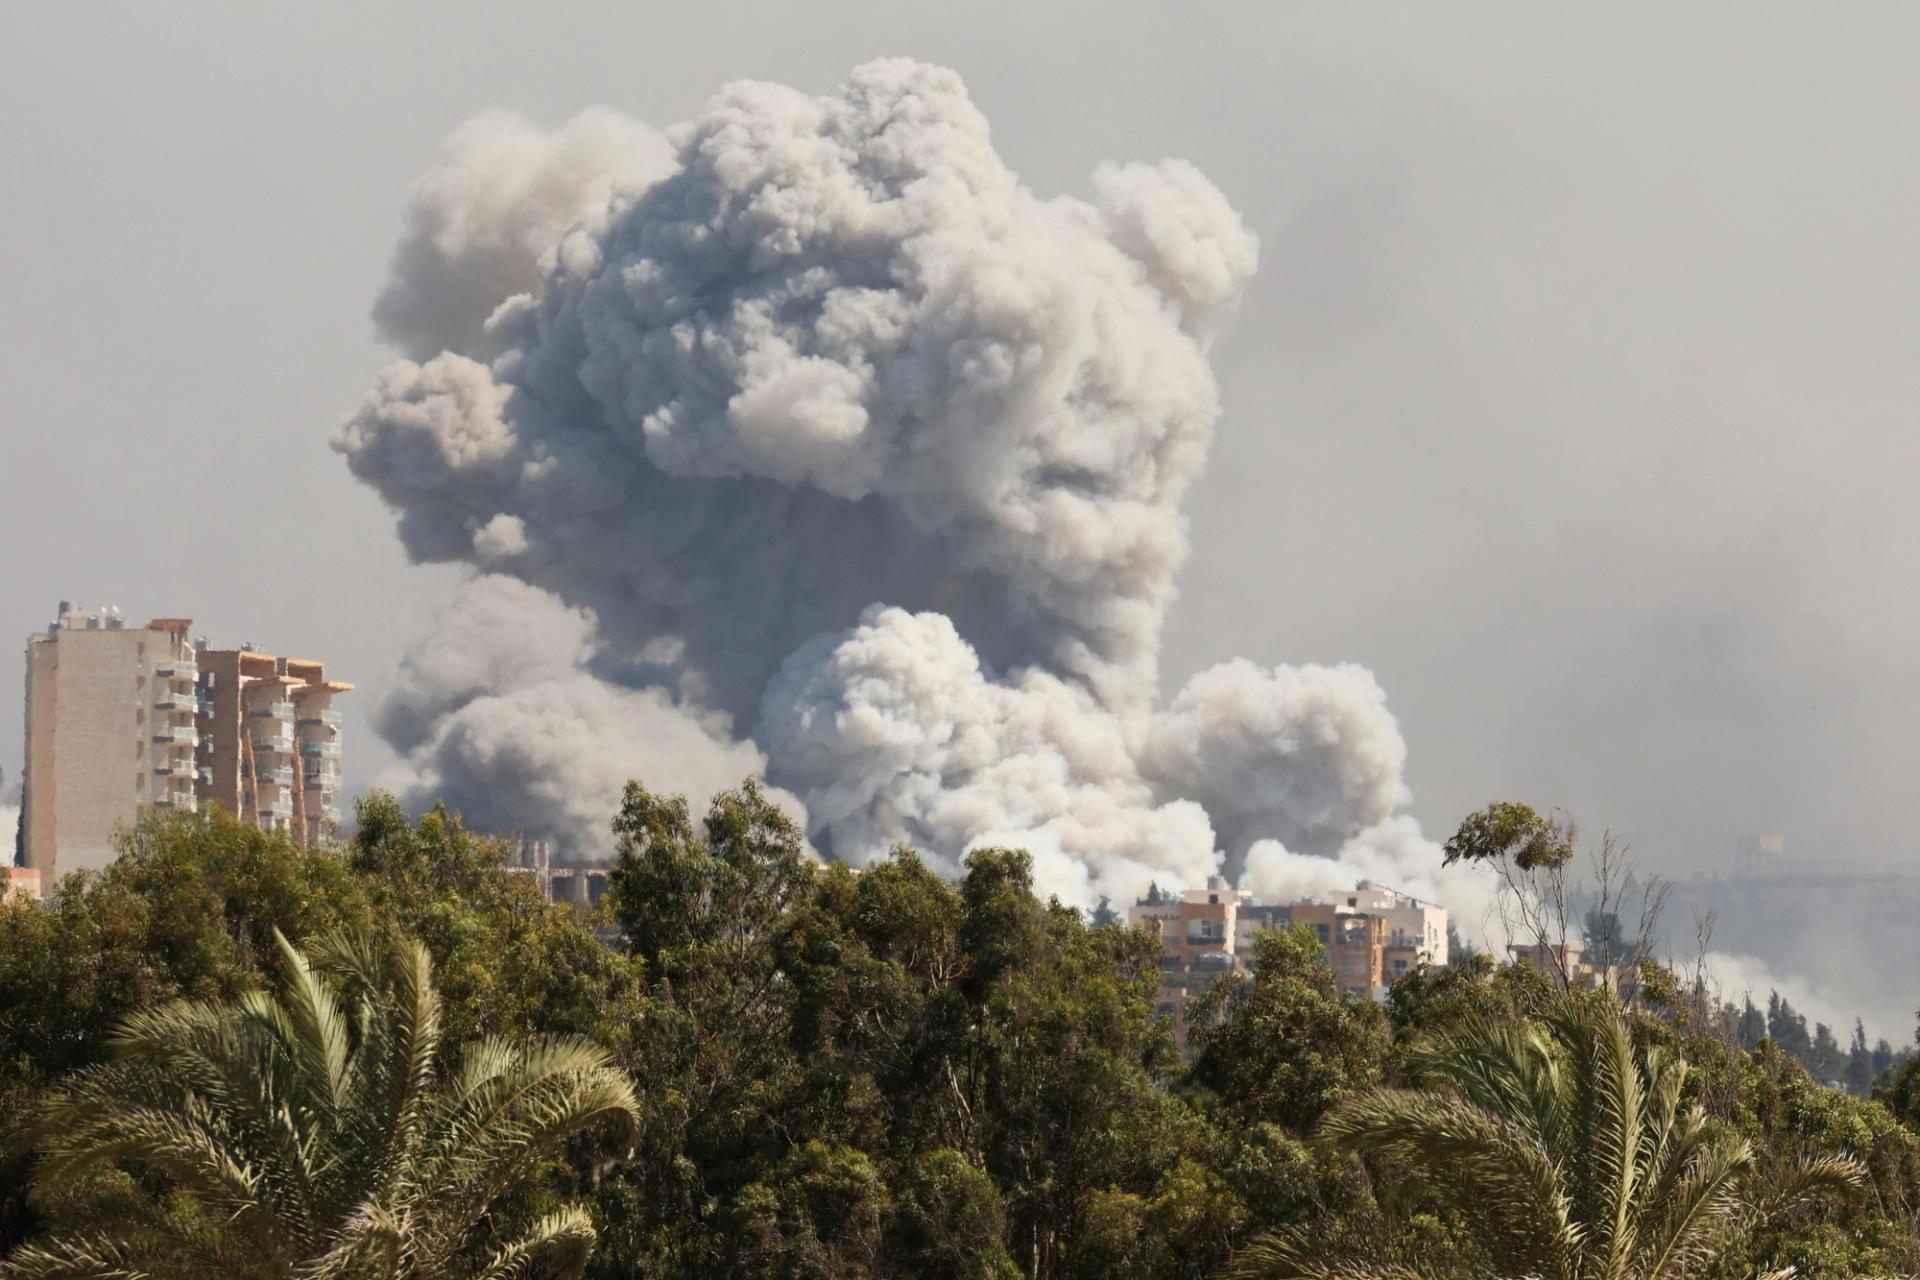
(1130, 875), (1451, 1054)
(195, 647), (350, 843)
(22, 606), (200, 879)
(20, 604), (349, 885)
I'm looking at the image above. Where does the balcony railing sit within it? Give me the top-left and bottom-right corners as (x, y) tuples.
(154, 760), (195, 777)
(299, 740), (342, 759)
(154, 692), (197, 713)
(152, 727), (198, 745)
(153, 792), (198, 810)
(253, 734), (294, 754)
(197, 698), (216, 716)
(250, 702), (295, 720)
(298, 709), (343, 728)
(156, 659), (198, 680)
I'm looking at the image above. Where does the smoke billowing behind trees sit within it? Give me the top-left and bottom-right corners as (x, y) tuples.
(337, 59), (1494, 914)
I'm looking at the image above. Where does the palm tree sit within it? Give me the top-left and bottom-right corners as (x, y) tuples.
(1233, 994), (1863, 1280)
(3, 930), (638, 1280)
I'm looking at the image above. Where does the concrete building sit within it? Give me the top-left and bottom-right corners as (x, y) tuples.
(21, 603), (349, 883)
(1507, 941), (1634, 998)
(503, 835), (554, 898)
(1129, 877), (1451, 1054)
(1336, 882), (1450, 973)
(195, 646), (351, 845)
(1131, 878), (1448, 998)
(1132, 876), (1256, 967)
(22, 606), (200, 880)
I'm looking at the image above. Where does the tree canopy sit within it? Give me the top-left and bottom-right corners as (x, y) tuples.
(4, 789), (1918, 1278)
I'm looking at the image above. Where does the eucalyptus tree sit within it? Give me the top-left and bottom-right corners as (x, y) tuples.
(1234, 995), (1864, 1280)
(3, 930), (638, 1280)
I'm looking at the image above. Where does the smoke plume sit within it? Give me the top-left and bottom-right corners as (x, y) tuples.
(339, 59), (1460, 908)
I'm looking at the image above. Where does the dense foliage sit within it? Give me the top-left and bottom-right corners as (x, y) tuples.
(4, 788), (1919, 1277)
(5, 930), (636, 1279)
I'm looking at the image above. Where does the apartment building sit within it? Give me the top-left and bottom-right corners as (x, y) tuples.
(1131, 877), (1447, 997)
(1507, 941), (1635, 998)
(195, 646), (351, 844)
(1131, 876), (1255, 968)
(20, 603), (349, 884)
(1129, 876), (1450, 1054)
(22, 606), (200, 879)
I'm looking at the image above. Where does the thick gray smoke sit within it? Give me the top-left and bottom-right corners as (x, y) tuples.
(339, 59), (1467, 908)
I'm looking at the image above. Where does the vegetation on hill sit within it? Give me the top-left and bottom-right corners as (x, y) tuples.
(2, 788), (1918, 1277)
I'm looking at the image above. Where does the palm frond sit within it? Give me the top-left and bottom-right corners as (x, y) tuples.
(471, 1206), (598, 1280)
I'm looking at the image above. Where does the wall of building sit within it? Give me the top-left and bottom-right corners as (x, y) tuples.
(26, 624), (152, 878)
(23, 611), (349, 884)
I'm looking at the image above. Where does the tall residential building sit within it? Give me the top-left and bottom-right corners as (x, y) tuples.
(195, 646), (351, 846)
(21, 603), (350, 884)
(22, 606), (199, 880)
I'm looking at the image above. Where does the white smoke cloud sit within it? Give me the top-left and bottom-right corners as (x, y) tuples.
(372, 576), (775, 860)
(1700, 950), (1887, 1047)
(373, 108), (676, 363)
(1141, 659), (1410, 862)
(758, 605), (1217, 904)
(338, 59), (1464, 910)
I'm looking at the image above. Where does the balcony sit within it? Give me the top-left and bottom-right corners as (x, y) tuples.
(154, 691), (197, 713)
(153, 792), (198, 811)
(313, 804), (343, 826)
(197, 698), (217, 716)
(152, 727), (198, 745)
(155, 659), (198, 680)
(298, 709), (342, 728)
(250, 702), (295, 720)
(299, 739), (341, 759)
(154, 759), (195, 777)
(253, 734), (294, 754)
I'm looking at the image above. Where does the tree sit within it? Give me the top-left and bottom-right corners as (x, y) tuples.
(1440, 802), (1571, 872)
(1736, 998), (1767, 1052)
(1767, 992), (1812, 1063)
(1583, 908), (1629, 967)
(1188, 925), (1389, 1134)
(1441, 803), (1665, 994)
(3, 930), (638, 1280)
(1845, 1020), (1876, 1097)
(1233, 994), (1864, 1280)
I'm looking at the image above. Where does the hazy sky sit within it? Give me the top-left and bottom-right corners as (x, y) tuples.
(4, 3), (1916, 886)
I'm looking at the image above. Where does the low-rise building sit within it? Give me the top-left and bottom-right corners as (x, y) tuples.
(1129, 877), (1450, 1054)
(1507, 940), (1635, 998)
